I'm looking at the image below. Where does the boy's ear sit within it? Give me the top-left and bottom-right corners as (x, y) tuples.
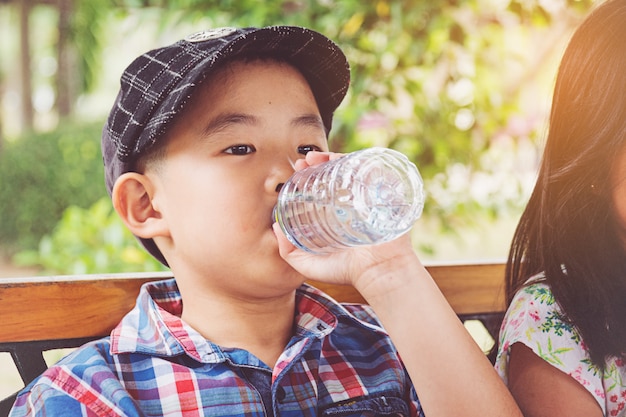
(112, 173), (168, 239)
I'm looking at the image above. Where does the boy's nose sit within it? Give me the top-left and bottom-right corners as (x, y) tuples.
(266, 157), (295, 195)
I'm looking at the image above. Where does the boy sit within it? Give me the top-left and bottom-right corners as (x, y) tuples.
(10, 26), (520, 417)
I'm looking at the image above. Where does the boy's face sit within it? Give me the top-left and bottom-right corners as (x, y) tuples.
(146, 59), (329, 296)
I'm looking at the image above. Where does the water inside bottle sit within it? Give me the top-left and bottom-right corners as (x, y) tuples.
(274, 148), (424, 254)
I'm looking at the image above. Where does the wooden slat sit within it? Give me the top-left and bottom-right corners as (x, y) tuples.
(0, 262), (505, 344)
(310, 261), (506, 315)
(0, 272), (172, 343)
(425, 261), (506, 315)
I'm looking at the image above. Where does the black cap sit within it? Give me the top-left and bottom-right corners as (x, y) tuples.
(102, 26), (350, 265)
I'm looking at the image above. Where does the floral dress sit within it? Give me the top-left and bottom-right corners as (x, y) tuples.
(495, 276), (626, 416)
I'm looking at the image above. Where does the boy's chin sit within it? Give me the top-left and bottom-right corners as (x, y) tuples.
(276, 263), (307, 284)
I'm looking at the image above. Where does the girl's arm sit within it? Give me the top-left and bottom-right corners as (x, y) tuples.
(507, 343), (603, 417)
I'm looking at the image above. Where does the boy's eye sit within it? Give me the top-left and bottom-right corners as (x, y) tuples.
(298, 145), (322, 155)
(224, 145), (256, 155)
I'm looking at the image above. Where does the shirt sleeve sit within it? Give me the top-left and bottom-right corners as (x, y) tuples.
(494, 282), (606, 412)
(9, 357), (142, 417)
(10, 382), (99, 417)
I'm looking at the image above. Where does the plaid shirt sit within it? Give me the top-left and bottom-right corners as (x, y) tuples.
(10, 279), (423, 417)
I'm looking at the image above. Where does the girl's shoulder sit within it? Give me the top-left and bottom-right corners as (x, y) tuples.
(499, 276), (582, 356)
(495, 275), (624, 415)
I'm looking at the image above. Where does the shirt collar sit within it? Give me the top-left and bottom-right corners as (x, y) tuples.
(110, 278), (377, 362)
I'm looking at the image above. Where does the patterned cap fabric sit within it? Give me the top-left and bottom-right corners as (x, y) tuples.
(101, 26), (350, 265)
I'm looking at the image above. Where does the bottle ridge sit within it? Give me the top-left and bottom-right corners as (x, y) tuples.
(274, 147), (425, 254)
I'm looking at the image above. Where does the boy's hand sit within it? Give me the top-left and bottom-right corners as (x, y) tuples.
(274, 223), (418, 290)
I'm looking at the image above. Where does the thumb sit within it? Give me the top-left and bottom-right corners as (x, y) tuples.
(273, 222), (298, 257)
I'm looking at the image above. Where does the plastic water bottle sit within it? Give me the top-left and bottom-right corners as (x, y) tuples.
(274, 147), (425, 254)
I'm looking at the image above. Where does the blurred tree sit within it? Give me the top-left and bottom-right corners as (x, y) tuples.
(3, 0), (111, 126)
(18, 0), (34, 131)
(56, 0), (72, 116)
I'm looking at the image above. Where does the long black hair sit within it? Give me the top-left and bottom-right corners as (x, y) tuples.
(505, 0), (626, 368)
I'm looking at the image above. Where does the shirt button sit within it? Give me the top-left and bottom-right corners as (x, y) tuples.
(276, 386), (286, 403)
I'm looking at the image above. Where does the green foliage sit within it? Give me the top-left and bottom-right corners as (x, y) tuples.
(0, 120), (166, 274)
(14, 197), (167, 274)
(73, 0), (115, 92)
(0, 121), (106, 252)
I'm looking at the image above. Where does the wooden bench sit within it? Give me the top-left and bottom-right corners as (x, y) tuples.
(0, 261), (505, 416)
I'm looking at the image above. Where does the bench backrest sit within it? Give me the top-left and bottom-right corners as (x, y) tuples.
(0, 261), (505, 415)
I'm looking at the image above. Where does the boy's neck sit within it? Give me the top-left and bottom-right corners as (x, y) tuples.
(178, 287), (297, 368)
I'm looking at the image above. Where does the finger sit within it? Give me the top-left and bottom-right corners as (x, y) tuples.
(272, 222), (297, 256)
(304, 151), (333, 166)
(293, 158), (309, 171)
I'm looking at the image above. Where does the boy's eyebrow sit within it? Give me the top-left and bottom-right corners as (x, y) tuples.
(292, 114), (325, 131)
(200, 112), (326, 138)
(200, 113), (257, 138)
